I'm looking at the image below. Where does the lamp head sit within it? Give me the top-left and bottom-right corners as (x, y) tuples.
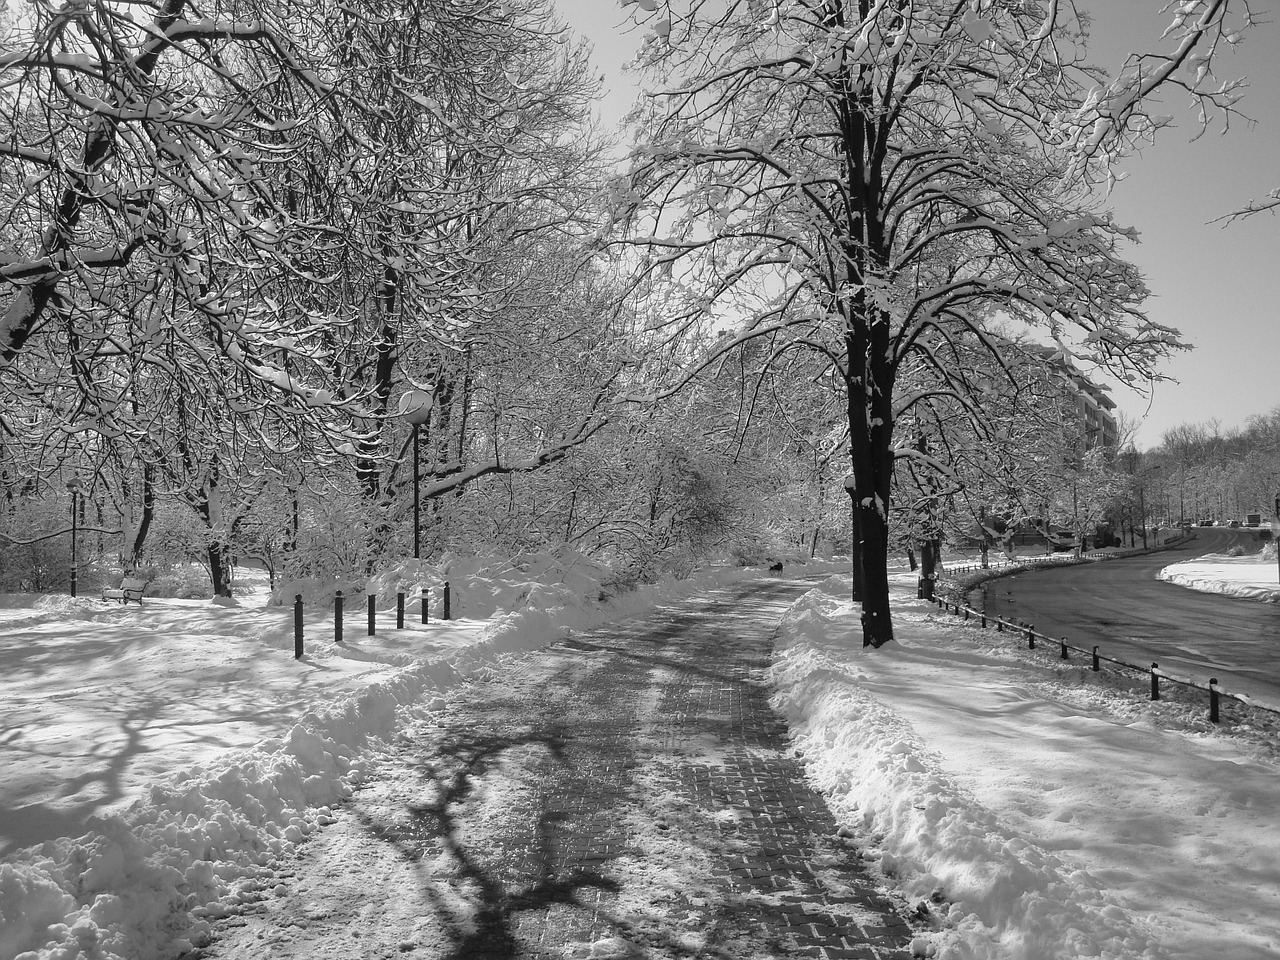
(398, 389), (434, 426)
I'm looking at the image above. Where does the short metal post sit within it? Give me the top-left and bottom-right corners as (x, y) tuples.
(964, 607), (969, 621)
(1150, 663), (1160, 701)
(1209, 678), (1220, 723)
(1060, 638), (1068, 660)
(980, 612), (986, 628)
(368, 593), (376, 636)
(996, 619), (1003, 633)
(421, 586), (429, 624)
(1027, 626), (1035, 649)
(335, 590), (343, 644)
(1092, 645), (1100, 671)
(294, 594), (303, 659)
(396, 592), (405, 629)
(444, 581), (451, 620)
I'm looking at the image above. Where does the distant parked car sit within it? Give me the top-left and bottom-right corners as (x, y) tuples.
(1198, 519), (1214, 527)
(1229, 520), (1241, 528)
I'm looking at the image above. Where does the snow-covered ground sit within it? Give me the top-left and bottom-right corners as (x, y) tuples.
(0, 554), (768, 960)
(772, 572), (1280, 960)
(1158, 546), (1280, 602)
(4, 552), (1278, 960)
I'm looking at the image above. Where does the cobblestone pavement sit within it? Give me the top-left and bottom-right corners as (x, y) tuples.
(203, 579), (917, 960)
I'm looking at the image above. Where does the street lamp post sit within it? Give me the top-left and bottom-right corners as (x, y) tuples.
(66, 477), (82, 597)
(398, 389), (435, 560)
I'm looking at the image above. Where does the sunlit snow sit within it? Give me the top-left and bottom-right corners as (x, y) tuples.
(2, 554), (1277, 960)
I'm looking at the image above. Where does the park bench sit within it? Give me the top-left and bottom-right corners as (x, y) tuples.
(102, 576), (147, 605)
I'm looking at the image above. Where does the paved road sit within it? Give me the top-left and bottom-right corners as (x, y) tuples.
(976, 529), (1280, 709)
(199, 578), (916, 960)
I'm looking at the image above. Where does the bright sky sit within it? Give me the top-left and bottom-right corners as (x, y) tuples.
(551, 0), (1280, 451)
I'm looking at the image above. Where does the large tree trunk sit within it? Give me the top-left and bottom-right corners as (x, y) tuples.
(845, 482), (864, 603)
(847, 423), (894, 646)
(848, 295), (897, 648)
(857, 501), (893, 646)
(207, 540), (233, 598)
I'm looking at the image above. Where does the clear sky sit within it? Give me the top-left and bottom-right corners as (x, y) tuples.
(551, 0), (1280, 451)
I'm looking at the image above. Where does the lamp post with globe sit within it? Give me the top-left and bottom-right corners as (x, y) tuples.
(398, 389), (435, 559)
(66, 477), (82, 597)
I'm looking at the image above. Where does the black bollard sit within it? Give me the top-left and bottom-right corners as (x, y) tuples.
(396, 592), (404, 629)
(1150, 663), (1160, 701)
(368, 593), (376, 636)
(1092, 645), (1100, 672)
(444, 581), (452, 621)
(1060, 638), (1068, 660)
(294, 594), (303, 659)
(335, 589), (343, 644)
(421, 586), (429, 625)
(1209, 678), (1220, 723)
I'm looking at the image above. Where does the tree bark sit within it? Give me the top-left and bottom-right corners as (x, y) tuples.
(845, 483), (863, 603)
(127, 462), (156, 569)
(207, 539), (233, 598)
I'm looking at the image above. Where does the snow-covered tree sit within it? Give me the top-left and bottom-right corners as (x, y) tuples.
(607, 0), (1248, 645)
(0, 0), (621, 513)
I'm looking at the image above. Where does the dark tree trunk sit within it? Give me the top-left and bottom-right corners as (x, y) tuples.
(848, 297), (896, 649)
(356, 273), (399, 499)
(846, 483), (864, 603)
(858, 502), (893, 647)
(919, 540), (940, 600)
(127, 462), (156, 569)
(207, 540), (233, 597)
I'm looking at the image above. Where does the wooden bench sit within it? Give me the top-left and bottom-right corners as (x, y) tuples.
(102, 576), (147, 605)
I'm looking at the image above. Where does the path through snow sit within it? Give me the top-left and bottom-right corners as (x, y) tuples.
(194, 578), (921, 960)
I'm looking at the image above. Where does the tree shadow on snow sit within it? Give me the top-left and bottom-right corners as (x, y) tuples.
(357, 725), (622, 960)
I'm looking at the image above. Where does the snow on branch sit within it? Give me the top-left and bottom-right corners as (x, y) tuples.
(1212, 187), (1280, 225)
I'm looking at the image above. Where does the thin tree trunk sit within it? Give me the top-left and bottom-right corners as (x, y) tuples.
(127, 462), (156, 569)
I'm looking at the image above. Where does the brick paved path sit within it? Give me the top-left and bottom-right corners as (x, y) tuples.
(203, 579), (916, 960)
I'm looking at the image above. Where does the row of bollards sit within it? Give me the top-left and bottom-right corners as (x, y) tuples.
(294, 582), (451, 659)
(931, 595), (1228, 723)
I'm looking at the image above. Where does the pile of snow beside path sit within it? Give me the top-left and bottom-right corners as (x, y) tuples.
(271, 547), (616, 621)
(769, 574), (1280, 960)
(0, 559), (760, 960)
(1158, 549), (1280, 603)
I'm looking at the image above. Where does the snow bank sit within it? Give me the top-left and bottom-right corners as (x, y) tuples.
(1158, 550), (1280, 603)
(770, 579), (1159, 960)
(0, 559), (760, 960)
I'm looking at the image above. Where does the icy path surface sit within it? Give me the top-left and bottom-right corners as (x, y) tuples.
(196, 579), (921, 960)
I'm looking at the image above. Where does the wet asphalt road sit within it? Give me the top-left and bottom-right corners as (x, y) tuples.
(976, 529), (1280, 709)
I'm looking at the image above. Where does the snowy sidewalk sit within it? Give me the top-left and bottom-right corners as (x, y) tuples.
(197, 578), (918, 960)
